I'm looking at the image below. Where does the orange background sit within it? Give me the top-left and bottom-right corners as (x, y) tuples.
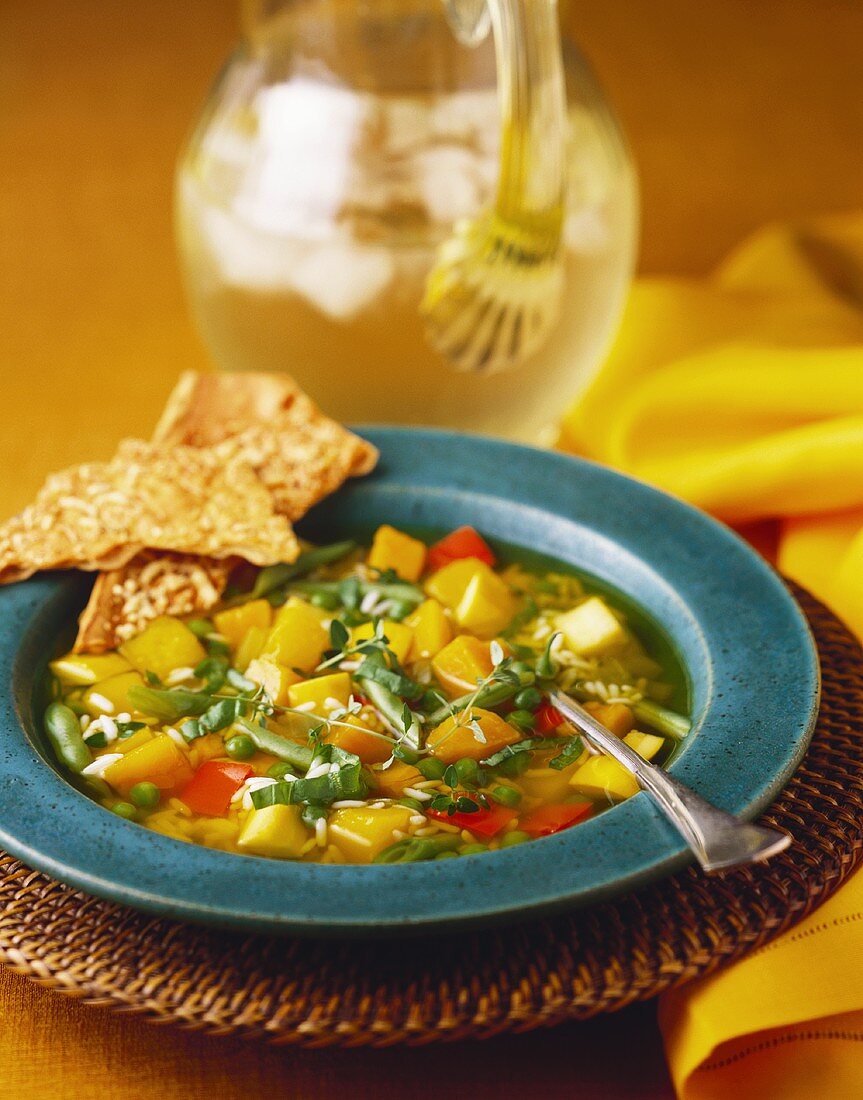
(2, 2), (862, 1096)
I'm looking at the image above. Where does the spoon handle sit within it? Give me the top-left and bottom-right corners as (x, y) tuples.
(548, 690), (792, 872)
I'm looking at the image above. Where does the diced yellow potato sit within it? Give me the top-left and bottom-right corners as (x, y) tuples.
(326, 718), (392, 765)
(351, 620), (414, 665)
(237, 804), (307, 859)
(245, 657), (302, 706)
(120, 616), (207, 681)
(187, 732), (229, 769)
(288, 672), (352, 712)
(569, 755), (639, 801)
(263, 597), (329, 671)
(519, 761), (586, 802)
(555, 597), (628, 657)
(431, 635), (496, 697)
(82, 670), (145, 716)
(454, 568), (516, 637)
(213, 599), (272, 650)
(425, 558), (485, 609)
(104, 734), (193, 795)
(115, 728), (154, 754)
(234, 625), (268, 673)
(49, 652), (131, 686)
(428, 706), (521, 763)
(328, 806), (414, 863)
(372, 760), (422, 798)
(367, 525), (427, 582)
(406, 598), (453, 659)
(624, 731), (665, 761)
(584, 701), (635, 738)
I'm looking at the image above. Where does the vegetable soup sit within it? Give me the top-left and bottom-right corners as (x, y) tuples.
(44, 526), (690, 865)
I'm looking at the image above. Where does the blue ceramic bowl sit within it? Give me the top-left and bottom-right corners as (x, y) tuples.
(0, 430), (819, 936)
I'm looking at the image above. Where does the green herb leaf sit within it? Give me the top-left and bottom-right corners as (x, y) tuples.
(199, 697), (241, 734)
(481, 737), (563, 767)
(127, 685), (213, 722)
(548, 737), (584, 770)
(194, 656), (228, 692)
(329, 619), (349, 652)
(354, 654), (424, 701)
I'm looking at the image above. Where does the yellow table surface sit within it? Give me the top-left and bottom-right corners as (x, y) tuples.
(3, 1), (863, 1095)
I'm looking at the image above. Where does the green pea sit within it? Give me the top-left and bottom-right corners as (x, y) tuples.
(44, 702), (91, 774)
(495, 752), (531, 778)
(435, 850), (459, 860)
(129, 782), (161, 810)
(301, 803), (328, 829)
(111, 802), (138, 821)
(500, 829), (530, 847)
(417, 757), (446, 781)
(397, 797), (424, 811)
(490, 784), (522, 808)
(394, 746), (420, 765)
(514, 687), (543, 710)
(454, 757), (479, 784)
(459, 842), (488, 856)
(509, 709), (536, 731)
(225, 733), (255, 761)
(310, 590), (340, 611)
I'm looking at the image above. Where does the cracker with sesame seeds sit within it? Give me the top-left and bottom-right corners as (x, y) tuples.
(153, 371), (378, 518)
(74, 551), (236, 653)
(0, 438), (299, 584)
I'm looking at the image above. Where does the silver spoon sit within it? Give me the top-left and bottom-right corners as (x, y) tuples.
(548, 689), (792, 872)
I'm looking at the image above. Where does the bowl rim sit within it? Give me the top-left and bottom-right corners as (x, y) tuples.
(0, 428), (820, 936)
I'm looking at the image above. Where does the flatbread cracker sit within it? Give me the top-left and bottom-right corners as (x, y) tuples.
(74, 552), (235, 653)
(0, 439), (298, 584)
(154, 372), (378, 518)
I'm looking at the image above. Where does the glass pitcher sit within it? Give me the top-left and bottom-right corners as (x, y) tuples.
(176, 0), (637, 442)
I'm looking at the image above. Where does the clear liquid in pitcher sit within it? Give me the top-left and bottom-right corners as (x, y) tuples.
(176, 9), (637, 442)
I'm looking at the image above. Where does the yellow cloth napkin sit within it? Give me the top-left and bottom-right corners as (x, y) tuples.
(562, 212), (863, 1098)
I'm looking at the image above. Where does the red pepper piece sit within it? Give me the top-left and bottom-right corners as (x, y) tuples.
(534, 703), (565, 735)
(427, 526), (496, 572)
(519, 802), (593, 837)
(428, 803), (517, 838)
(180, 760), (254, 817)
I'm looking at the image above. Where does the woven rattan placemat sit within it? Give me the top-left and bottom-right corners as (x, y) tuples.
(1, 583), (861, 1047)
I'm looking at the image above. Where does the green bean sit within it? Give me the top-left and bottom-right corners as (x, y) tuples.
(632, 699), (691, 741)
(237, 718), (314, 771)
(373, 834), (461, 864)
(359, 679), (422, 751)
(290, 578), (425, 607)
(44, 702), (91, 774)
(397, 796), (424, 811)
(509, 709), (536, 732)
(248, 540), (358, 601)
(426, 680), (521, 727)
(459, 842), (488, 855)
